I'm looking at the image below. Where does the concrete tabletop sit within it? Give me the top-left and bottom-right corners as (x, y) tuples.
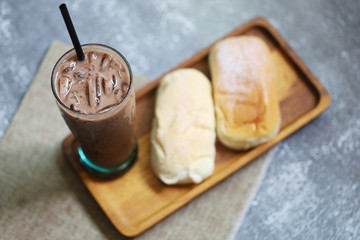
(1, 0), (359, 239)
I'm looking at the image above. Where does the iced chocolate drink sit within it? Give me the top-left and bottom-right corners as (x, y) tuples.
(51, 44), (137, 178)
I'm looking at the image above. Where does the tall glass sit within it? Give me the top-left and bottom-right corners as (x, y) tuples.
(51, 44), (137, 178)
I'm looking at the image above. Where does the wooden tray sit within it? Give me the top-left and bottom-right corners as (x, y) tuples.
(62, 17), (331, 237)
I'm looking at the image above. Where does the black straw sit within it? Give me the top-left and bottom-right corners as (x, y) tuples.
(59, 3), (85, 61)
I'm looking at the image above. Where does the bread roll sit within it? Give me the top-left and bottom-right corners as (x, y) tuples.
(151, 69), (216, 185)
(209, 36), (281, 150)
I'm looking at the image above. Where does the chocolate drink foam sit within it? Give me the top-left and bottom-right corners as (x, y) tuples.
(52, 44), (136, 168)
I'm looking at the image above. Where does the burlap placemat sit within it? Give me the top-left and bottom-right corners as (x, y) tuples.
(0, 41), (276, 240)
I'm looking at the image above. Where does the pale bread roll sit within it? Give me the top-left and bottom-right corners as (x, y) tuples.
(209, 36), (281, 150)
(151, 69), (216, 185)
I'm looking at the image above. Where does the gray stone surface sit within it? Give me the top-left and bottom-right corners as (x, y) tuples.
(0, 0), (359, 239)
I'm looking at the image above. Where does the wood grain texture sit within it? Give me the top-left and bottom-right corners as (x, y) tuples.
(62, 17), (330, 237)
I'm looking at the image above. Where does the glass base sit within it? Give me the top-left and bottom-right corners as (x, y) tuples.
(78, 145), (138, 179)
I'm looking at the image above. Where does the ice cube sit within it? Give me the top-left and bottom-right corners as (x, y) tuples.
(96, 76), (102, 98)
(121, 63), (127, 73)
(66, 92), (80, 112)
(114, 89), (123, 102)
(88, 52), (97, 63)
(70, 104), (79, 112)
(100, 54), (112, 72)
(88, 78), (99, 108)
(70, 94), (85, 114)
(118, 62), (124, 72)
(73, 93), (80, 104)
(103, 76), (114, 95)
(121, 82), (129, 94)
(62, 60), (77, 73)
(58, 75), (72, 98)
(73, 71), (85, 79)
(117, 69), (123, 79)
(112, 74), (118, 88)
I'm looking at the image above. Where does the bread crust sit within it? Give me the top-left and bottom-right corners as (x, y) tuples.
(209, 36), (281, 150)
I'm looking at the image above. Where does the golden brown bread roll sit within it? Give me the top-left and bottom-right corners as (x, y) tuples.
(209, 36), (281, 150)
(151, 69), (216, 185)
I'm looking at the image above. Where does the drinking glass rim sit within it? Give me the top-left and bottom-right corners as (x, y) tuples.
(51, 43), (133, 116)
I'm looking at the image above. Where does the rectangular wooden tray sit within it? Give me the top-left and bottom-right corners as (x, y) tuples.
(62, 17), (331, 237)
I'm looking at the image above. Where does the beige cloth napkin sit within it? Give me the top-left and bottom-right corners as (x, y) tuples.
(0, 41), (276, 240)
